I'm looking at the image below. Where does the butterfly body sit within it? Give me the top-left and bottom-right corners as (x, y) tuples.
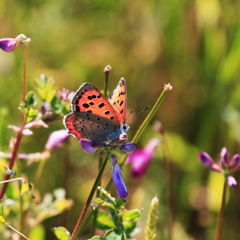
(64, 78), (129, 143)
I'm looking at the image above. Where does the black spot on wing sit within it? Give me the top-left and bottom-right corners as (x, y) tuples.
(82, 103), (89, 108)
(98, 103), (105, 108)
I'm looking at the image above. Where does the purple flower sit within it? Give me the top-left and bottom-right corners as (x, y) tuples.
(45, 129), (69, 150)
(198, 147), (240, 187)
(229, 154), (240, 172)
(220, 147), (230, 169)
(198, 152), (222, 172)
(111, 154), (128, 198)
(114, 142), (136, 154)
(126, 138), (160, 178)
(80, 139), (107, 154)
(0, 34), (31, 52)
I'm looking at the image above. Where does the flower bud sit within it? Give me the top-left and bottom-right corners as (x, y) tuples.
(220, 147), (230, 169)
(226, 176), (237, 188)
(0, 34), (31, 52)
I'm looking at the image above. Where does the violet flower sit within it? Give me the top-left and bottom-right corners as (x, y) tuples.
(79, 138), (135, 155)
(80, 139), (107, 154)
(198, 147), (240, 187)
(45, 129), (69, 150)
(114, 142), (136, 154)
(126, 138), (160, 178)
(0, 34), (31, 52)
(110, 154), (128, 198)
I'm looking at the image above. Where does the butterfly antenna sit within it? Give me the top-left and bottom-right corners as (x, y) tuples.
(126, 110), (134, 122)
(127, 106), (150, 123)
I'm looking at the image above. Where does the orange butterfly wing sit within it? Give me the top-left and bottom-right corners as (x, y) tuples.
(108, 78), (127, 125)
(70, 83), (120, 124)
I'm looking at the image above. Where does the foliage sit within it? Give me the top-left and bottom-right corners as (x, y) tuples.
(1, 0), (240, 239)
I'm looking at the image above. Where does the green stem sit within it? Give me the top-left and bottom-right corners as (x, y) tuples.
(79, 211), (94, 236)
(91, 69), (111, 234)
(33, 157), (46, 187)
(22, 44), (28, 103)
(5, 222), (30, 240)
(161, 136), (174, 240)
(215, 180), (227, 240)
(92, 152), (104, 235)
(70, 150), (111, 240)
(105, 84), (172, 191)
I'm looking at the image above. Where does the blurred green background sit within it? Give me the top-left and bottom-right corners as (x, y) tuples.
(1, 0), (240, 239)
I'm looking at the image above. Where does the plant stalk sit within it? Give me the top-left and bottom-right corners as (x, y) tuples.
(215, 180), (227, 240)
(0, 44), (29, 199)
(70, 151), (110, 240)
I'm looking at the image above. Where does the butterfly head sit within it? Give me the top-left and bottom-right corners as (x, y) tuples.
(122, 123), (129, 133)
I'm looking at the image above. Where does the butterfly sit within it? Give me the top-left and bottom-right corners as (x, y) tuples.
(64, 78), (129, 143)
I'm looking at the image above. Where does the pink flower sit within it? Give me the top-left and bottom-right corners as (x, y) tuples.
(126, 139), (160, 178)
(45, 129), (69, 150)
(0, 34), (31, 52)
(198, 152), (222, 172)
(198, 147), (240, 187)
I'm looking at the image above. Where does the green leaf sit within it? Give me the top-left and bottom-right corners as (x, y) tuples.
(104, 229), (126, 240)
(26, 108), (39, 123)
(123, 221), (138, 238)
(61, 103), (71, 115)
(35, 75), (56, 102)
(90, 236), (107, 240)
(0, 215), (5, 223)
(122, 209), (141, 222)
(26, 91), (37, 106)
(28, 224), (45, 240)
(52, 227), (71, 240)
(116, 199), (127, 209)
(97, 211), (115, 230)
(108, 207), (121, 228)
(21, 181), (29, 195)
(51, 96), (62, 114)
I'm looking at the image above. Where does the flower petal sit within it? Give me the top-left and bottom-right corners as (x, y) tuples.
(80, 139), (99, 153)
(80, 139), (107, 153)
(45, 129), (69, 150)
(229, 154), (240, 172)
(226, 176), (237, 188)
(111, 155), (128, 198)
(115, 142), (136, 154)
(198, 152), (222, 172)
(0, 34), (30, 52)
(220, 147), (230, 168)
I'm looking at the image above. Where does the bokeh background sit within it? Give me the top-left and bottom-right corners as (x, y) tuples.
(1, 0), (240, 239)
